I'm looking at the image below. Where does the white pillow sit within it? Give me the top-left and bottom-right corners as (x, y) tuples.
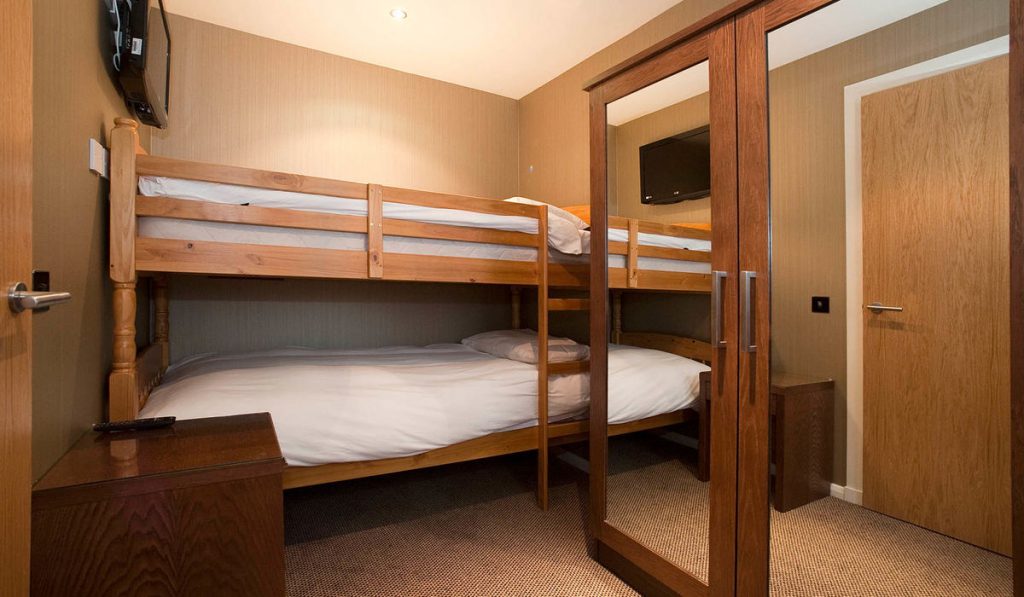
(461, 329), (590, 364)
(545, 216), (585, 255)
(505, 197), (589, 230)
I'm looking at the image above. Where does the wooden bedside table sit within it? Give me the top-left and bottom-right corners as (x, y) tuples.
(770, 373), (835, 512)
(31, 413), (286, 597)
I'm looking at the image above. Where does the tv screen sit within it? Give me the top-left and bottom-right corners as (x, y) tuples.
(640, 126), (711, 204)
(117, 0), (170, 128)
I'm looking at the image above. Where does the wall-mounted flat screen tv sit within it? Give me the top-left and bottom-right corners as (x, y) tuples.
(640, 126), (711, 204)
(114, 0), (171, 128)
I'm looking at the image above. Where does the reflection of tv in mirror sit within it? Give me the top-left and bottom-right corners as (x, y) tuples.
(640, 126), (711, 204)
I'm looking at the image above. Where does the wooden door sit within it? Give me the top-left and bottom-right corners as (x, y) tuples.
(862, 56), (1011, 555)
(0, 0), (34, 593)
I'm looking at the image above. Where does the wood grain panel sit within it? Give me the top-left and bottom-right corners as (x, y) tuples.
(0, 0), (32, 591)
(32, 475), (285, 597)
(136, 238), (369, 279)
(1010, 0), (1024, 589)
(736, 7), (771, 596)
(862, 56), (1011, 555)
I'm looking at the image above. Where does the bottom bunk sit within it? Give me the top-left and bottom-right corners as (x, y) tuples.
(136, 335), (710, 494)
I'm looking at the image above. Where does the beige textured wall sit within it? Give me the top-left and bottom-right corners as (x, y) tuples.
(767, 0), (1007, 484)
(31, 0), (152, 479)
(150, 15), (520, 359)
(167, 277), (514, 362)
(518, 0), (735, 207)
(152, 14), (518, 198)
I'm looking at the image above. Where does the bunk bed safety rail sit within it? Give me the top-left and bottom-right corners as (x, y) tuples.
(607, 216), (712, 290)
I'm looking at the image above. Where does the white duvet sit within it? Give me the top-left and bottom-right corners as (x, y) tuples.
(139, 343), (708, 466)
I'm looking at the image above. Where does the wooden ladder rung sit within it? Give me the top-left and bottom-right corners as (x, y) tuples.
(547, 359), (590, 375)
(547, 298), (590, 311)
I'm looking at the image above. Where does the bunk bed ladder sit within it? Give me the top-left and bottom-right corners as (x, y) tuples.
(537, 295), (590, 510)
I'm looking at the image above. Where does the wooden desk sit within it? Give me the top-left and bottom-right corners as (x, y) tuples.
(770, 373), (835, 512)
(32, 413), (286, 597)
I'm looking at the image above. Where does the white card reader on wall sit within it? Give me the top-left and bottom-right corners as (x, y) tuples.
(89, 138), (110, 179)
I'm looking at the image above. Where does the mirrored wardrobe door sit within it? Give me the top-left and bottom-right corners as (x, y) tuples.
(588, 20), (739, 597)
(738, 0), (1013, 595)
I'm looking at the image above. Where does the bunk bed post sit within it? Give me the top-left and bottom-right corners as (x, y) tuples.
(612, 290), (623, 344)
(536, 207), (550, 510)
(109, 118), (139, 421)
(367, 184), (384, 278)
(154, 275), (169, 369)
(510, 286), (522, 329)
(626, 219), (639, 288)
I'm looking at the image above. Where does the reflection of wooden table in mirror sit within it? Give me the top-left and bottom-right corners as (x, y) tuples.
(769, 373), (835, 512)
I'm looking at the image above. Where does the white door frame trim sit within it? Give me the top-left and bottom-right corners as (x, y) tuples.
(842, 36), (1010, 504)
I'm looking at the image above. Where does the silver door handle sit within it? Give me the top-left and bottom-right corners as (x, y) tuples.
(711, 271), (727, 348)
(866, 302), (903, 314)
(742, 271), (757, 352)
(8, 282), (71, 313)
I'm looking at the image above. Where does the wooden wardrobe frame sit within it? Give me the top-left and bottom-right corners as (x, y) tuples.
(586, 15), (742, 597)
(107, 118), (715, 507)
(587, 0), (1024, 595)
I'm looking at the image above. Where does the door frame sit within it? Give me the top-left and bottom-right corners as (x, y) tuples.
(840, 37), (1010, 505)
(0, 0), (33, 594)
(586, 21), (741, 597)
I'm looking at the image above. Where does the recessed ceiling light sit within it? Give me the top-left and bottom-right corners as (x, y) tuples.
(389, 8), (408, 20)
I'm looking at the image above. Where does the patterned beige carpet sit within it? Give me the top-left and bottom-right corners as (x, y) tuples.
(284, 434), (1011, 596)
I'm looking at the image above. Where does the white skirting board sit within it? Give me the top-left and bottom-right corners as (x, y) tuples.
(830, 483), (864, 505)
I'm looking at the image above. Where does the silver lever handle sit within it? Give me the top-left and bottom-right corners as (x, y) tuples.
(8, 282), (72, 313)
(711, 271), (727, 348)
(742, 271), (757, 353)
(866, 302), (903, 314)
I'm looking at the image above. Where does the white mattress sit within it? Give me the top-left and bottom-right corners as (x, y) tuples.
(139, 343), (708, 466)
(137, 176), (712, 274)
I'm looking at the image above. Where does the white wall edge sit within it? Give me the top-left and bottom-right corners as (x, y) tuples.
(830, 483), (864, 506)
(842, 36), (1009, 502)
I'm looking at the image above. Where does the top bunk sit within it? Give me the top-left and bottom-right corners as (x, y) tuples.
(109, 119), (712, 293)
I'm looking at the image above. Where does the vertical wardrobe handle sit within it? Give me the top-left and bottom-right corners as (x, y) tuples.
(741, 271), (757, 353)
(711, 271), (727, 348)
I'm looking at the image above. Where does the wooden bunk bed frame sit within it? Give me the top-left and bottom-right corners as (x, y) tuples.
(107, 118), (713, 507)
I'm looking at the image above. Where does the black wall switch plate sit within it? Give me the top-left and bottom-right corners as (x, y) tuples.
(811, 296), (830, 313)
(32, 270), (51, 313)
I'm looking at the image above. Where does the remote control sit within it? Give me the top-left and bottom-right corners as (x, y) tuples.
(93, 416), (176, 433)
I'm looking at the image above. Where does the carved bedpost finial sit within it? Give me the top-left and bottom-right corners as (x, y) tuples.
(113, 117), (139, 130)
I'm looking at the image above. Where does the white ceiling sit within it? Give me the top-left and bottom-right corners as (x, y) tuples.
(163, 0), (682, 99)
(607, 0), (948, 125)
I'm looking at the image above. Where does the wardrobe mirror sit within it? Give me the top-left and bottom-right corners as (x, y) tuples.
(603, 62), (714, 582)
(764, 0), (1012, 593)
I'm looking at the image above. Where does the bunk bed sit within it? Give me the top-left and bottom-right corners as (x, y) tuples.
(107, 118), (713, 508)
